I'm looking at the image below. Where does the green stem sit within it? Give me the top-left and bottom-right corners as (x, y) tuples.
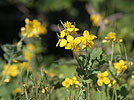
(112, 88), (115, 100)
(97, 88), (101, 100)
(73, 51), (82, 68)
(111, 41), (114, 64)
(124, 45), (128, 65)
(0, 49), (14, 86)
(114, 88), (117, 100)
(87, 83), (90, 100)
(24, 86), (29, 100)
(18, 30), (31, 44)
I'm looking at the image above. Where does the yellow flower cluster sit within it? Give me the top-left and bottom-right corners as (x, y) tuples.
(20, 43), (36, 70)
(114, 60), (127, 74)
(62, 76), (79, 88)
(102, 32), (123, 43)
(2, 64), (19, 78)
(21, 18), (47, 38)
(56, 21), (96, 53)
(97, 71), (110, 86)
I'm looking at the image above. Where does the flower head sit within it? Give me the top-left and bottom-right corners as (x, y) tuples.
(62, 76), (79, 88)
(80, 30), (97, 49)
(90, 14), (102, 26)
(114, 60), (127, 74)
(21, 18), (47, 38)
(62, 78), (71, 88)
(2, 64), (19, 77)
(65, 35), (81, 52)
(97, 71), (110, 86)
(105, 32), (116, 42)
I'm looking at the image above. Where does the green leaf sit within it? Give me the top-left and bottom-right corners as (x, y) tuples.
(90, 48), (102, 60)
(78, 55), (86, 67)
(109, 66), (116, 76)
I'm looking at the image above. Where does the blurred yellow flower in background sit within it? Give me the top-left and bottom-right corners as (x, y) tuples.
(2, 64), (19, 77)
(105, 32), (116, 42)
(21, 18), (47, 38)
(44, 70), (56, 78)
(90, 14), (102, 26)
(13, 87), (21, 94)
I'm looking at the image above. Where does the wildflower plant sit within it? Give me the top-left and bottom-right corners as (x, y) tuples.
(55, 20), (134, 100)
(0, 17), (134, 100)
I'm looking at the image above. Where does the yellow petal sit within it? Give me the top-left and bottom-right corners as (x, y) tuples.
(67, 35), (74, 42)
(83, 30), (89, 38)
(87, 41), (94, 48)
(60, 31), (66, 38)
(74, 37), (81, 45)
(97, 79), (103, 86)
(103, 71), (109, 76)
(119, 60), (124, 65)
(59, 39), (67, 47)
(103, 77), (110, 85)
(65, 43), (72, 49)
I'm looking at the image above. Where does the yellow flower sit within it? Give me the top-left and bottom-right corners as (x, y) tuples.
(63, 21), (79, 35)
(65, 35), (81, 52)
(114, 60), (127, 74)
(90, 14), (101, 26)
(2, 64), (19, 77)
(41, 89), (45, 94)
(21, 18), (47, 38)
(105, 32), (116, 42)
(56, 38), (67, 47)
(44, 70), (56, 78)
(23, 50), (32, 61)
(19, 62), (31, 71)
(13, 88), (21, 94)
(62, 78), (71, 88)
(41, 87), (48, 94)
(97, 71), (110, 86)
(80, 30), (96, 49)
(104, 19), (109, 24)
(132, 71), (134, 79)
(4, 78), (10, 83)
(26, 43), (36, 52)
(70, 76), (79, 87)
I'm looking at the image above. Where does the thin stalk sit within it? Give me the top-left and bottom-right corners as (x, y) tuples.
(107, 86), (110, 100)
(114, 88), (117, 100)
(97, 88), (101, 100)
(24, 86), (29, 100)
(111, 41), (114, 64)
(124, 45), (128, 65)
(87, 83), (90, 100)
(112, 88), (115, 100)
(18, 30), (31, 44)
(0, 49), (14, 86)
(60, 20), (70, 35)
(73, 51), (82, 68)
